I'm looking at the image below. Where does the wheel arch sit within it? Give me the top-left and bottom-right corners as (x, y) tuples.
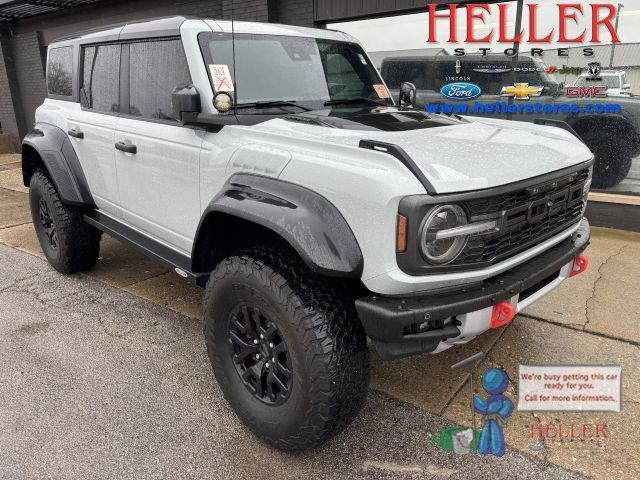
(191, 174), (364, 279)
(22, 123), (94, 208)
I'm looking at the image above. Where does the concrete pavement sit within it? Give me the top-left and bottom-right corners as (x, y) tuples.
(1, 154), (639, 479)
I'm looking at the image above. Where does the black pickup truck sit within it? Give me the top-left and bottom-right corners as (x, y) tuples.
(381, 55), (640, 189)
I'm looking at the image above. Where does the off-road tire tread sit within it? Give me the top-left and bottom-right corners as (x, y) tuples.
(29, 170), (101, 274)
(581, 129), (633, 189)
(203, 245), (369, 451)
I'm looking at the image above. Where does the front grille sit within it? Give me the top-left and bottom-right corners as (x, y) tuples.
(450, 168), (590, 267)
(465, 168), (590, 216)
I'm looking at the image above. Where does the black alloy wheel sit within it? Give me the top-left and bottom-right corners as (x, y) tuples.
(228, 305), (292, 405)
(38, 197), (58, 250)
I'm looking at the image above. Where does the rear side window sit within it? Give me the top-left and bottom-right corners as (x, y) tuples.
(47, 46), (73, 97)
(81, 44), (121, 113)
(128, 39), (191, 121)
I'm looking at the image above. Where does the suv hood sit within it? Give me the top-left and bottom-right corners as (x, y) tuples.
(250, 107), (593, 194)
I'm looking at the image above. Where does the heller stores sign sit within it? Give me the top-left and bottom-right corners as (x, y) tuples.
(426, 2), (622, 57)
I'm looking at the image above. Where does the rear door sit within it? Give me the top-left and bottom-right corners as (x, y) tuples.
(114, 38), (203, 255)
(59, 43), (122, 217)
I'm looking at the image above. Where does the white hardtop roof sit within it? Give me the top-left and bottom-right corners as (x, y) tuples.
(578, 70), (626, 76)
(198, 19), (359, 43)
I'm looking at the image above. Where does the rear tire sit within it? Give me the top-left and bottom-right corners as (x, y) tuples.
(580, 129), (633, 189)
(29, 170), (101, 274)
(203, 246), (370, 451)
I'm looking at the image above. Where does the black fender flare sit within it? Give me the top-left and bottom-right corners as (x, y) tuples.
(22, 123), (94, 207)
(192, 174), (364, 278)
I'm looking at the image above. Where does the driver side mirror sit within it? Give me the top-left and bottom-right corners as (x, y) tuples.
(623, 83), (631, 90)
(399, 82), (417, 107)
(172, 85), (201, 123)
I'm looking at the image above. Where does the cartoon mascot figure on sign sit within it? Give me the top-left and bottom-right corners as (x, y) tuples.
(473, 368), (514, 456)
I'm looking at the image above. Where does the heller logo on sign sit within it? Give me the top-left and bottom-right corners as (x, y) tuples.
(518, 365), (622, 412)
(426, 3), (622, 44)
(209, 64), (234, 92)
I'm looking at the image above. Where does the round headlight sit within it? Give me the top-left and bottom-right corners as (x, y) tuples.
(420, 205), (468, 264)
(213, 92), (234, 112)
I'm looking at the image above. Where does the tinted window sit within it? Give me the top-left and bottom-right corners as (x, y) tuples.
(81, 44), (121, 113)
(47, 46), (73, 97)
(129, 39), (191, 121)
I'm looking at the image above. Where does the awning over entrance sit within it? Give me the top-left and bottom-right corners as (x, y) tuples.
(0, 0), (106, 23)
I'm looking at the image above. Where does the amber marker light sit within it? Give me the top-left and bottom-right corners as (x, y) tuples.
(396, 215), (408, 253)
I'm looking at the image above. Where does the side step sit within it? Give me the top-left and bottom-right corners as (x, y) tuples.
(83, 211), (209, 286)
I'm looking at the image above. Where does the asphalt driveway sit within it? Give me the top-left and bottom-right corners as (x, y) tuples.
(0, 244), (586, 480)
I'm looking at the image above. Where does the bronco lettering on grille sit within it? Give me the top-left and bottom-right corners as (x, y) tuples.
(500, 183), (585, 233)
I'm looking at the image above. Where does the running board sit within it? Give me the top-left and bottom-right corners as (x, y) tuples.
(83, 211), (208, 286)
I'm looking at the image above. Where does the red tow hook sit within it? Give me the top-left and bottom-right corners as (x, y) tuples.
(490, 301), (517, 330)
(570, 254), (589, 278)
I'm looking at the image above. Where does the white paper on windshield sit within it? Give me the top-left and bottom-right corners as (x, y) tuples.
(373, 84), (391, 99)
(209, 64), (235, 92)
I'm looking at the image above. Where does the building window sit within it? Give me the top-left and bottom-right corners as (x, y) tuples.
(128, 39), (191, 121)
(81, 44), (121, 113)
(47, 46), (73, 97)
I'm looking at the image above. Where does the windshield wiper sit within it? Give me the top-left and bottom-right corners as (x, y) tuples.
(324, 97), (388, 107)
(235, 101), (311, 112)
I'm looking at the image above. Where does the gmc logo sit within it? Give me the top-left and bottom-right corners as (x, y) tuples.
(501, 183), (585, 231)
(564, 85), (607, 98)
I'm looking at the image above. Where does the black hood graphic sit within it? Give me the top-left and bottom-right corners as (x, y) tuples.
(284, 107), (467, 132)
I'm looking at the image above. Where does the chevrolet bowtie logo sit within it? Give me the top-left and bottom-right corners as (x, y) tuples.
(500, 83), (544, 100)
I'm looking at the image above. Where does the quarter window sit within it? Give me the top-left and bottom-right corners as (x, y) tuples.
(128, 39), (191, 121)
(81, 44), (121, 113)
(47, 46), (73, 97)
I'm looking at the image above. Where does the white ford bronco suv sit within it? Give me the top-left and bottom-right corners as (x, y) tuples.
(24, 16), (592, 451)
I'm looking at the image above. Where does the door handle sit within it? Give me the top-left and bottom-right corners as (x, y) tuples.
(115, 141), (137, 154)
(68, 128), (84, 139)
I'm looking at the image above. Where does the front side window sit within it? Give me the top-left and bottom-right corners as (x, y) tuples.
(198, 33), (391, 110)
(128, 39), (191, 121)
(47, 46), (73, 97)
(81, 44), (120, 112)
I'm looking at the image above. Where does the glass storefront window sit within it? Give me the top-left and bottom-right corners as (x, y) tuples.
(330, 1), (640, 195)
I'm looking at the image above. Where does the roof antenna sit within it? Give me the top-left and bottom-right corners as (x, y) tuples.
(231, 1), (238, 117)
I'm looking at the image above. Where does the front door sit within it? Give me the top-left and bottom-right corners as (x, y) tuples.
(114, 39), (202, 255)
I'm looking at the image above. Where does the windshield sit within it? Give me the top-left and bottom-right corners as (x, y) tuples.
(574, 75), (621, 89)
(198, 32), (392, 111)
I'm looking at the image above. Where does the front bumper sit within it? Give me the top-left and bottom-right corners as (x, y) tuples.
(355, 219), (590, 360)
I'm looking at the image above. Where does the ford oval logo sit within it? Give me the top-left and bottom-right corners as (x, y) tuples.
(440, 82), (482, 100)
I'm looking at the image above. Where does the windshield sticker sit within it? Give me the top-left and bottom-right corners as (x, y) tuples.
(209, 64), (234, 92)
(373, 84), (391, 99)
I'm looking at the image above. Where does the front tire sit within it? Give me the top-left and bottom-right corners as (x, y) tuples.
(203, 246), (370, 451)
(29, 170), (101, 274)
